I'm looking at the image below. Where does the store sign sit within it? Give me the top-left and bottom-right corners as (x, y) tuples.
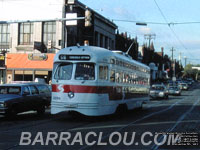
(0, 55), (5, 67)
(66, 13), (77, 26)
(28, 54), (48, 61)
(0, 55), (4, 60)
(67, 0), (75, 4)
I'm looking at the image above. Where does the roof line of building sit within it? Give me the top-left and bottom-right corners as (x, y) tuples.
(75, 0), (118, 29)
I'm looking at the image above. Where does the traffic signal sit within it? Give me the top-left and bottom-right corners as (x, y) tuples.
(85, 9), (92, 27)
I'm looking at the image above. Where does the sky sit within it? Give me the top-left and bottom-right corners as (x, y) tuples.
(0, 0), (200, 65)
(78, 0), (200, 65)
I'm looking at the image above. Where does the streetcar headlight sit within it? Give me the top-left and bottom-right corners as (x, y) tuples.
(68, 91), (74, 98)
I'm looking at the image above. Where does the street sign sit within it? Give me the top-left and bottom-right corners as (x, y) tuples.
(172, 77), (176, 82)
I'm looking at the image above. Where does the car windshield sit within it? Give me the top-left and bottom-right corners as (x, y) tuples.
(75, 63), (95, 80)
(151, 86), (164, 90)
(0, 86), (21, 95)
(54, 63), (73, 80)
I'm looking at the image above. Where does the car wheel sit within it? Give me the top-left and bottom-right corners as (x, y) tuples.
(37, 105), (45, 115)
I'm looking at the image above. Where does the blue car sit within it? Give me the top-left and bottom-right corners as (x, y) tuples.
(0, 83), (51, 117)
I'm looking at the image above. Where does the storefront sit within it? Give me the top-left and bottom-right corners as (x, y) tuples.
(6, 53), (55, 84)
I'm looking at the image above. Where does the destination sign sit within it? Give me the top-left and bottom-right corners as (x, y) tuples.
(59, 55), (90, 61)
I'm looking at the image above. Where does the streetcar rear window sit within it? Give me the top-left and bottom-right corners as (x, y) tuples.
(54, 63), (73, 80)
(75, 63), (95, 80)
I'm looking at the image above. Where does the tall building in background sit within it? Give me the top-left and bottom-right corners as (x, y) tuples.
(0, 0), (117, 83)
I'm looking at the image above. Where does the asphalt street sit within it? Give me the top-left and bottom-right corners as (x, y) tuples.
(0, 83), (200, 150)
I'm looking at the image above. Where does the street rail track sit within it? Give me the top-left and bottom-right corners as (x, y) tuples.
(78, 88), (199, 150)
(2, 83), (199, 150)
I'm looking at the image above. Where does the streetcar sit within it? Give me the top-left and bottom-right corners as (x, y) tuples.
(51, 46), (150, 116)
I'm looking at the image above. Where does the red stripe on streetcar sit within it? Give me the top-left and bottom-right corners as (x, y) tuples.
(52, 84), (109, 93)
(51, 84), (148, 100)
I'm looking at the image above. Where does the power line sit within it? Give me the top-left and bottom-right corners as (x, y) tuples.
(153, 0), (168, 23)
(113, 19), (200, 25)
(187, 58), (200, 60)
(153, 0), (195, 59)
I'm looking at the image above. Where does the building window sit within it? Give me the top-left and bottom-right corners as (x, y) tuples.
(100, 34), (103, 47)
(95, 31), (99, 46)
(42, 21), (56, 52)
(0, 24), (10, 50)
(105, 36), (108, 49)
(19, 23), (33, 45)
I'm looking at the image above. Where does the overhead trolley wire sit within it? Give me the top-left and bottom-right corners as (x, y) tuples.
(153, 0), (195, 60)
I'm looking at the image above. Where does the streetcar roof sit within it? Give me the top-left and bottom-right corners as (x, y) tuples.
(54, 46), (150, 70)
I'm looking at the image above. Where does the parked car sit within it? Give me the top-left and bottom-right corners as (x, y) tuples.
(168, 86), (181, 96)
(149, 84), (169, 99)
(0, 83), (51, 117)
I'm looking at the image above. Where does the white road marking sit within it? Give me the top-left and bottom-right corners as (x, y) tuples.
(79, 90), (197, 150)
(69, 120), (200, 131)
(151, 98), (200, 150)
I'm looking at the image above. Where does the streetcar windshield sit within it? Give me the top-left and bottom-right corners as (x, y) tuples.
(54, 63), (73, 80)
(75, 63), (95, 80)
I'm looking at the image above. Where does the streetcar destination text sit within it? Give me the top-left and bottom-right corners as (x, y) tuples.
(59, 55), (91, 61)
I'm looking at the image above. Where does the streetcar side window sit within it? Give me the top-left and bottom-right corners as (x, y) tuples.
(54, 63), (73, 80)
(75, 63), (95, 80)
(99, 66), (108, 80)
(110, 70), (115, 82)
(115, 72), (120, 83)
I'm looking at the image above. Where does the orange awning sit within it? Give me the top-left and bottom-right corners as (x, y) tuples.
(6, 53), (55, 70)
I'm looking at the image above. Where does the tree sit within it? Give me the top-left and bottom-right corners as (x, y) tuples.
(183, 64), (198, 79)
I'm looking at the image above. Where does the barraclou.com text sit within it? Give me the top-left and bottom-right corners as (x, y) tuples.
(19, 131), (180, 146)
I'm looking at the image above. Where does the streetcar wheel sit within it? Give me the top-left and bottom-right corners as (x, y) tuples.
(115, 104), (128, 115)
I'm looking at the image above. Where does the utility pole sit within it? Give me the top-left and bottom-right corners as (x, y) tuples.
(170, 47), (176, 80)
(179, 52), (182, 65)
(61, 0), (66, 49)
(144, 34), (156, 48)
(170, 47), (175, 61)
(184, 56), (187, 68)
(161, 47), (164, 71)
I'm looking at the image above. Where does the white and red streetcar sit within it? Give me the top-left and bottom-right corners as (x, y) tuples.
(51, 46), (150, 116)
